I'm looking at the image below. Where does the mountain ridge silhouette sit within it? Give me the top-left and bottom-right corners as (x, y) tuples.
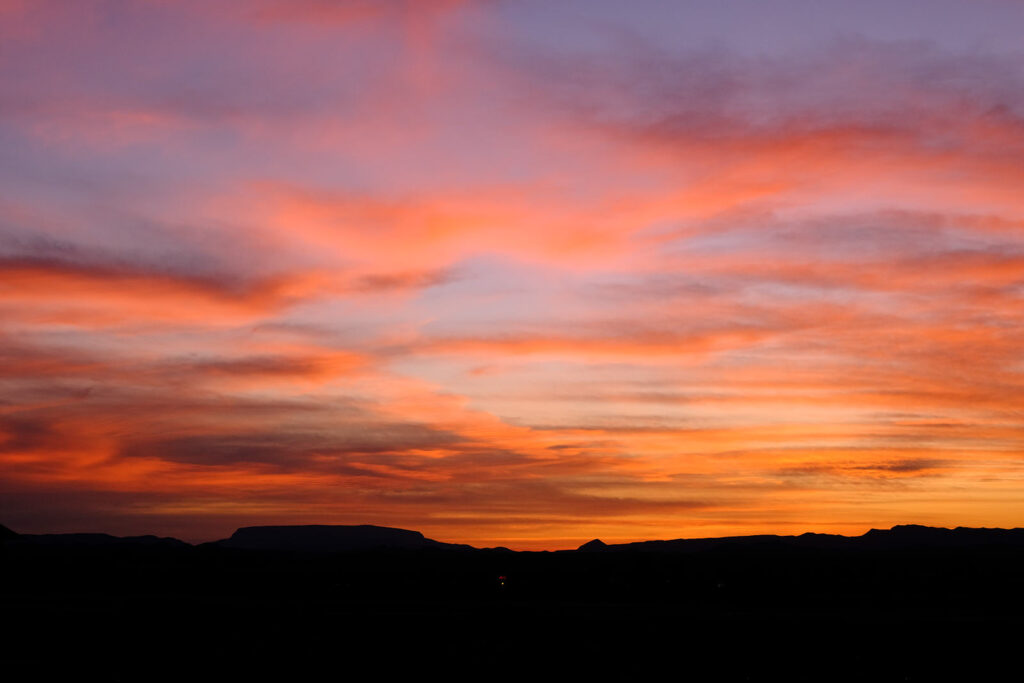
(576, 523), (1024, 551)
(3, 522), (1024, 552)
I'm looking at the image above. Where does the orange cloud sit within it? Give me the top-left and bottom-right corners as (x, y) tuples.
(0, 259), (322, 327)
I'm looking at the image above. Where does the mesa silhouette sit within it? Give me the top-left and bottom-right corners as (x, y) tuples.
(218, 523), (474, 551)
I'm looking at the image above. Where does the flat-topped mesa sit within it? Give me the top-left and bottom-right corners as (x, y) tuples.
(221, 524), (459, 552)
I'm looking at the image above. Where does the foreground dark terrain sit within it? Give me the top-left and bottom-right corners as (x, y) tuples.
(3, 524), (1022, 680)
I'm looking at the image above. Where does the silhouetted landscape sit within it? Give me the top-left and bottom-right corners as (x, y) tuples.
(4, 522), (1022, 680)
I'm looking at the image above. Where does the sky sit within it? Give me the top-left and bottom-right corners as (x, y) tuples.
(2, 0), (1024, 549)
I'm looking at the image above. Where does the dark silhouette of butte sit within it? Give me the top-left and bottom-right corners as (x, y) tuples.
(219, 523), (471, 551)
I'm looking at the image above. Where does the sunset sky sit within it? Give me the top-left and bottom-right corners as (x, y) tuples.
(2, 0), (1024, 548)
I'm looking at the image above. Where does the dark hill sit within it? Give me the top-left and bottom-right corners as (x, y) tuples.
(860, 524), (1024, 548)
(581, 524), (1024, 553)
(577, 538), (607, 551)
(6, 532), (190, 548)
(218, 524), (471, 552)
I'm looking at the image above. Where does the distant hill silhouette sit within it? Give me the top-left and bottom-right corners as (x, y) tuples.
(5, 531), (189, 548)
(575, 524), (1024, 552)
(216, 524), (473, 552)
